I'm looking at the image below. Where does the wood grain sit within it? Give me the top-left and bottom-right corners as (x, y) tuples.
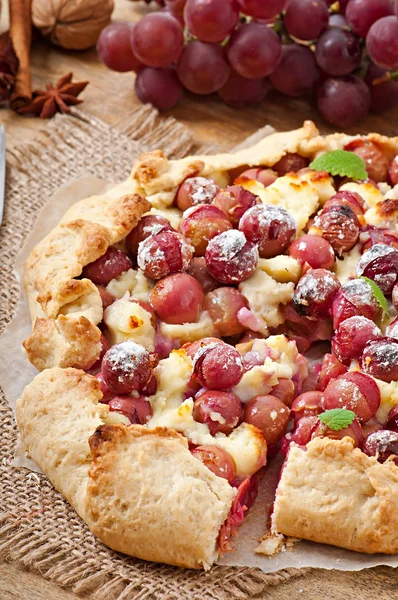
(0, 1), (397, 598)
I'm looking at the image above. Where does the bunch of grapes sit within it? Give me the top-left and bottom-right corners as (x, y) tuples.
(97, 0), (398, 127)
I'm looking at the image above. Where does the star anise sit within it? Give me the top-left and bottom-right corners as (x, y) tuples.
(18, 72), (89, 118)
(0, 38), (19, 102)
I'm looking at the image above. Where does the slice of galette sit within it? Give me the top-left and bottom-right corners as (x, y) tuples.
(17, 121), (398, 568)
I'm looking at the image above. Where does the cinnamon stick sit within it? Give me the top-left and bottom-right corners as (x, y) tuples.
(9, 0), (32, 111)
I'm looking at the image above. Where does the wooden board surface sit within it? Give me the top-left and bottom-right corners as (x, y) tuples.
(0, 1), (397, 598)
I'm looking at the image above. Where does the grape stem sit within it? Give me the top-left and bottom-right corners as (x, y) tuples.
(372, 71), (398, 86)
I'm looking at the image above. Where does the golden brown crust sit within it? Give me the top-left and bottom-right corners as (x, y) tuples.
(272, 437), (398, 554)
(16, 368), (235, 569)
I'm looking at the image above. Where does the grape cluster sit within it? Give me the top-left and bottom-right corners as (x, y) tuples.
(97, 0), (398, 127)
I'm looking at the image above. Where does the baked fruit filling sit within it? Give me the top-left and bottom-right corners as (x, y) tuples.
(75, 140), (398, 552)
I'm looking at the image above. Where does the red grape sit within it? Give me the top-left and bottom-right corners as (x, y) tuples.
(186, 257), (220, 293)
(85, 334), (111, 375)
(184, 0), (239, 43)
(212, 186), (258, 227)
(191, 445), (236, 482)
(366, 16), (398, 71)
(218, 71), (270, 108)
(97, 22), (143, 73)
(135, 67), (183, 111)
(270, 378), (295, 407)
(323, 371), (381, 422)
(176, 177), (219, 211)
(363, 430), (398, 464)
(83, 247), (132, 286)
(315, 28), (361, 76)
(96, 372), (113, 404)
(108, 395), (152, 424)
(365, 62), (398, 113)
(314, 205), (360, 254)
(317, 353), (347, 392)
(387, 405), (398, 432)
(193, 342), (244, 390)
(177, 41), (229, 95)
(323, 190), (365, 217)
(332, 278), (382, 329)
(102, 341), (158, 395)
(361, 338), (398, 383)
(357, 243), (398, 295)
(311, 417), (364, 447)
(126, 215), (174, 257)
(184, 337), (223, 359)
(386, 316), (398, 339)
(239, 204), (297, 258)
(131, 12), (184, 68)
(150, 273), (204, 324)
(344, 139), (390, 182)
(270, 44), (319, 97)
(204, 287), (248, 337)
(237, 0), (286, 19)
(235, 168), (278, 188)
(293, 269), (341, 319)
(290, 391), (324, 423)
(390, 156), (398, 185)
(193, 389), (243, 435)
(179, 205), (232, 256)
(332, 316), (382, 365)
(329, 14), (349, 28)
(243, 395), (290, 445)
(361, 226), (398, 252)
(96, 285), (115, 311)
(317, 75), (370, 127)
(272, 153), (309, 176)
(346, 0), (393, 37)
(227, 23), (282, 79)
(205, 230), (259, 284)
(137, 230), (193, 280)
(165, 0), (186, 17)
(284, 0), (329, 41)
(289, 234), (335, 270)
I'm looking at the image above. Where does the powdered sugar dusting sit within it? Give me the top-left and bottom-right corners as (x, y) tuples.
(357, 243), (396, 275)
(342, 278), (375, 305)
(107, 340), (149, 378)
(137, 238), (165, 273)
(256, 204), (297, 233)
(188, 177), (218, 205)
(212, 230), (247, 261)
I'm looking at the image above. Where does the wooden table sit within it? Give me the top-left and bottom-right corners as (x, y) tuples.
(1, 1), (398, 598)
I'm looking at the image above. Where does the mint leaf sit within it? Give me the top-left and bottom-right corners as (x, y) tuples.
(360, 276), (390, 320)
(309, 150), (367, 180)
(318, 409), (356, 431)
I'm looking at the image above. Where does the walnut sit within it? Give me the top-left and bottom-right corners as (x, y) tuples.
(32, 0), (114, 51)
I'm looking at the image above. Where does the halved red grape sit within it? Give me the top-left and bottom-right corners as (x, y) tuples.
(97, 22), (143, 73)
(150, 273), (204, 324)
(293, 268), (341, 319)
(186, 257), (220, 294)
(239, 204), (297, 259)
(135, 67), (183, 112)
(361, 226), (398, 253)
(273, 153), (309, 176)
(322, 371), (381, 422)
(317, 353), (347, 392)
(177, 41), (229, 94)
(282, 415), (319, 454)
(332, 278), (381, 329)
(137, 230), (193, 280)
(235, 168), (278, 188)
(83, 247), (132, 286)
(227, 22), (282, 79)
(176, 177), (219, 211)
(361, 338), (398, 383)
(323, 190), (366, 217)
(311, 417), (364, 447)
(290, 391), (324, 423)
(193, 342), (244, 390)
(193, 390), (243, 435)
(314, 205), (360, 254)
(131, 12), (184, 68)
(96, 285), (115, 310)
(108, 395), (153, 424)
(179, 205), (232, 256)
(289, 234), (335, 270)
(243, 395), (290, 446)
(363, 430), (398, 464)
(204, 287), (248, 337)
(344, 139), (390, 182)
(356, 243), (398, 295)
(126, 215), (174, 257)
(212, 186), (258, 227)
(332, 316), (382, 365)
(386, 405), (398, 432)
(205, 230), (259, 284)
(191, 445), (236, 482)
(389, 156), (398, 186)
(102, 341), (158, 395)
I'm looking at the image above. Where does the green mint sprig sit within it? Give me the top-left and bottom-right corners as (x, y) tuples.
(309, 150), (367, 180)
(318, 409), (356, 431)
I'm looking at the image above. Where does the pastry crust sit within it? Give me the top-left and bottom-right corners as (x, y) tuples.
(16, 368), (235, 569)
(272, 437), (398, 554)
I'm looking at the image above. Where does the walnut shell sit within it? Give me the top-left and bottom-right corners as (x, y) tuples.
(32, 0), (114, 51)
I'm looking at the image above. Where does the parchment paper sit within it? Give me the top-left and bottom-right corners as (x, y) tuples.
(1, 175), (397, 575)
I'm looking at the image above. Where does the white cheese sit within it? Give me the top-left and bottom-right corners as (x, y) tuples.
(334, 244), (361, 284)
(259, 256), (302, 284)
(297, 169), (335, 204)
(106, 269), (137, 299)
(149, 349), (193, 414)
(104, 293), (155, 349)
(159, 311), (216, 344)
(385, 184), (398, 200)
(59, 287), (103, 324)
(147, 206), (183, 230)
(374, 379), (398, 424)
(239, 269), (294, 331)
(340, 181), (384, 208)
(365, 199), (398, 228)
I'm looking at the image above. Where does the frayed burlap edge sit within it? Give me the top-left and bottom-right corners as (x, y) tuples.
(0, 106), (308, 599)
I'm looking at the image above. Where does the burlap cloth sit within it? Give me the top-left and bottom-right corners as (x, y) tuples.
(0, 107), (394, 599)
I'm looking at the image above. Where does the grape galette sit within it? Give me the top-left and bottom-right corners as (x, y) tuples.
(17, 122), (398, 568)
